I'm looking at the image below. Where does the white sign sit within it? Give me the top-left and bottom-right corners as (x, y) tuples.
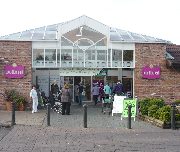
(59, 68), (101, 76)
(112, 96), (126, 116)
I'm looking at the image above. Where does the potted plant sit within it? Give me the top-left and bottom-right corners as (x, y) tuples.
(4, 89), (18, 111)
(16, 95), (26, 111)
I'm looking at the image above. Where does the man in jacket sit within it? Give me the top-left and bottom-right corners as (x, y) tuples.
(92, 83), (99, 105)
(112, 80), (124, 96)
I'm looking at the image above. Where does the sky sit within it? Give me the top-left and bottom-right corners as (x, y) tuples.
(0, 0), (179, 44)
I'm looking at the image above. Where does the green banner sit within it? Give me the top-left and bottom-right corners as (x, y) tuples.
(122, 99), (137, 117)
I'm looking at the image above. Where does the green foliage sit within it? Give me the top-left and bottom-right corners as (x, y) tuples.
(175, 114), (180, 121)
(148, 105), (159, 117)
(16, 95), (26, 106)
(139, 98), (151, 115)
(156, 106), (171, 123)
(139, 98), (164, 116)
(4, 89), (18, 102)
(149, 98), (164, 108)
(4, 89), (26, 105)
(140, 98), (180, 123)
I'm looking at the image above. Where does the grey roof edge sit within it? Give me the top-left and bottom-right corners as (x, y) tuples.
(0, 15), (172, 44)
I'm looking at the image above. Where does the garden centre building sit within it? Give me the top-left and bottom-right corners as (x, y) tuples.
(0, 15), (180, 110)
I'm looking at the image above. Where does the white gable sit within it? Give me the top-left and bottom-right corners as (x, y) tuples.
(58, 15), (109, 38)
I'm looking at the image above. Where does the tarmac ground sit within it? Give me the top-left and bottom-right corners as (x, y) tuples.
(0, 103), (180, 152)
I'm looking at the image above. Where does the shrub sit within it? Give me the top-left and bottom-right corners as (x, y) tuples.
(148, 105), (159, 117)
(175, 114), (180, 121)
(139, 98), (151, 115)
(139, 98), (164, 116)
(157, 105), (171, 123)
(149, 98), (164, 108)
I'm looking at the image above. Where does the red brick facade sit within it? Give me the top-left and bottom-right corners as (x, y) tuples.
(0, 41), (32, 110)
(134, 43), (180, 101)
(0, 41), (180, 110)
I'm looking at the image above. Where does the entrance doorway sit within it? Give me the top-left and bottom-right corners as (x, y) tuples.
(74, 76), (91, 101)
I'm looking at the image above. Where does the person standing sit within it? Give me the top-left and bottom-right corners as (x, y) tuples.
(61, 83), (71, 115)
(30, 86), (38, 113)
(112, 80), (124, 96)
(99, 83), (104, 102)
(51, 80), (59, 95)
(103, 83), (112, 108)
(78, 82), (84, 106)
(104, 83), (111, 97)
(74, 84), (79, 103)
(92, 83), (99, 105)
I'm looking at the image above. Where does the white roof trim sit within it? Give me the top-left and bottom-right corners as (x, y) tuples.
(58, 15), (109, 38)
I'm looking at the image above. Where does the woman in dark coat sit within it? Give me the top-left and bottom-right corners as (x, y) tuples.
(61, 84), (71, 115)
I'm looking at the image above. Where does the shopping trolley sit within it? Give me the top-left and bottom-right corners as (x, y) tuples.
(51, 93), (62, 114)
(102, 95), (113, 115)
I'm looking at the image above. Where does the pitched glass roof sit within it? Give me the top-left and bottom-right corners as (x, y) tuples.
(0, 16), (171, 44)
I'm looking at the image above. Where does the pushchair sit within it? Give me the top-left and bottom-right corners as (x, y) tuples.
(102, 94), (113, 115)
(51, 92), (62, 114)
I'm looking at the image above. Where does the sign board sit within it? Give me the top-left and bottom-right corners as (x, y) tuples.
(4, 65), (24, 78)
(122, 98), (137, 118)
(112, 96), (126, 116)
(141, 65), (160, 79)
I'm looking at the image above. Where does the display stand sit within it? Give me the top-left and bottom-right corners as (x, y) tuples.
(112, 95), (126, 116)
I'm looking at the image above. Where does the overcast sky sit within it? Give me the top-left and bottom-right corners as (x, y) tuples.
(0, 0), (179, 44)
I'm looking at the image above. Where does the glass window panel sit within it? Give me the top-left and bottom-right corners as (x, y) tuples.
(33, 49), (44, 67)
(143, 35), (157, 41)
(44, 31), (56, 39)
(21, 30), (33, 39)
(97, 50), (106, 60)
(33, 31), (44, 39)
(57, 49), (60, 61)
(117, 29), (133, 41)
(76, 38), (93, 46)
(61, 49), (72, 61)
(112, 49), (122, 61)
(33, 49), (44, 61)
(123, 50), (133, 61)
(123, 50), (134, 68)
(130, 33), (144, 41)
(73, 46), (84, 61)
(45, 49), (56, 61)
(110, 33), (123, 41)
(46, 24), (58, 31)
(61, 37), (73, 46)
(73, 47), (84, 67)
(85, 48), (95, 60)
(35, 27), (45, 31)
(6, 32), (21, 39)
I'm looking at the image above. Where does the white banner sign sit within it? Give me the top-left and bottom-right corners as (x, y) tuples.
(112, 96), (126, 116)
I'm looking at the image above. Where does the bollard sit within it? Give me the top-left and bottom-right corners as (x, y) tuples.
(46, 103), (51, 126)
(11, 101), (16, 126)
(83, 104), (87, 128)
(171, 104), (176, 130)
(127, 105), (132, 129)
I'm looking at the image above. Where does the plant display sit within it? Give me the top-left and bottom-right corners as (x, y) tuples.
(139, 98), (179, 123)
(156, 105), (171, 123)
(148, 105), (159, 117)
(4, 89), (26, 110)
(4, 89), (18, 102)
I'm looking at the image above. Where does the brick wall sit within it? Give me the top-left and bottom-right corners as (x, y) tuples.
(134, 43), (180, 101)
(0, 41), (32, 110)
